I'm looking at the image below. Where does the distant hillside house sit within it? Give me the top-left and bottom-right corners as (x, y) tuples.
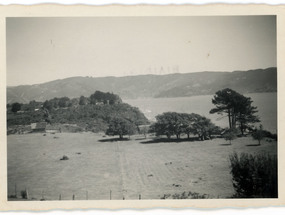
(31, 122), (47, 132)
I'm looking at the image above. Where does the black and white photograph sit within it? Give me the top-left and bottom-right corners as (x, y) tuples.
(1, 4), (284, 211)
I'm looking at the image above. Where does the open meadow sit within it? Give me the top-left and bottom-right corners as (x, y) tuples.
(7, 132), (277, 200)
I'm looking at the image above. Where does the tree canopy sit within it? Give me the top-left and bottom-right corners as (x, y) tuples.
(106, 117), (137, 139)
(210, 88), (259, 134)
(153, 112), (220, 140)
(11, 102), (21, 113)
(251, 124), (265, 145)
(7, 91), (149, 134)
(90, 91), (122, 105)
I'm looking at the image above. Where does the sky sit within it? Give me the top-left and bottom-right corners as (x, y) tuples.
(6, 16), (276, 86)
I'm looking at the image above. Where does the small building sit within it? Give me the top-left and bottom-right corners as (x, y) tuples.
(31, 122), (47, 133)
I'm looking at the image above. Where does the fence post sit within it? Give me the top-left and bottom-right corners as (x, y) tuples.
(110, 190), (112, 200)
(139, 194), (141, 200)
(14, 183), (17, 198)
(59, 194), (61, 200)
(72, 194), (75, 200)
(25, 188), (29, 200)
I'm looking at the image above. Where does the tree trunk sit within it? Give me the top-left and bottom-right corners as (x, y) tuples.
(187, 133), (190, 139)
(228, 109), (232, 128)
(119, 134), (123, 139)
(240, 123), (245, 136)
(176, 134), (180, 139)
(232, 109), (236, 128)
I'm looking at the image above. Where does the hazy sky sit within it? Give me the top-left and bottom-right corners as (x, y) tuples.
(7, 16), (276, 86)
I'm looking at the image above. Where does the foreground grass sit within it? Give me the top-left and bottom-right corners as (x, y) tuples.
(7, 132), (277, 200)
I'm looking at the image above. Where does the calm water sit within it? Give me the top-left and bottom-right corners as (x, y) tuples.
(124, 92), (277, 133)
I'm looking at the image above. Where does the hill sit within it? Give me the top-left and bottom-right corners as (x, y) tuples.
(7, 91), (149, 133)
(7, 67), (277, 103)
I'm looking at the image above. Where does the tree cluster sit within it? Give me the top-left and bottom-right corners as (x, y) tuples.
(106, 117), (137, 139)
(7, 91), (149, 135)
(210, 88), (260, 135)
(152, 112), (220, 140)
(7, 88), (266, 142)
(89, 91), (122, 105)
(40, 91), (122, 111)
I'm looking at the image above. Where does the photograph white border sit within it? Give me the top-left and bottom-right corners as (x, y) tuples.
(0, 3), (284, 211)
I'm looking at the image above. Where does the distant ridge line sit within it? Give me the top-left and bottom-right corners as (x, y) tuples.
(7, 67), (277, 104)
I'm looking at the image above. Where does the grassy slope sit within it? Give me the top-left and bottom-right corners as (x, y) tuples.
(7, 133), (277, 200)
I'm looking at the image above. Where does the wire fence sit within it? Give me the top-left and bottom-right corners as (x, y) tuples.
(8, 184), (144, 201)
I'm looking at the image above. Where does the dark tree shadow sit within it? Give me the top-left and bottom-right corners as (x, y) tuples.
(140, 137), (200, 144)
(246, 144), (260, 147)
(98, 137), (130, 142)
(135, 137), (148, 141)
(219, 143), (232, 146)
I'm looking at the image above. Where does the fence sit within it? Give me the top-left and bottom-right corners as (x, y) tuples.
(9, 184), (143, 201)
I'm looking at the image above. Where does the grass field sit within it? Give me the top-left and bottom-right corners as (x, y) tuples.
(7, 132), (277, 200)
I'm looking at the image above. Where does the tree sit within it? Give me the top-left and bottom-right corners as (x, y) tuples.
(106, 117), (137, 139)
(90, 91), (122, 105)
(11, 102), (21, 113)
(252, 124), (265, 145)
(43, 108), (52, 124)
(236, 96), (260, 135)
(210, 88), (259, 134)
(152, 112), (219, 140)
(43, 100), (53, 111)
(79, 96), (88, 105)
(179, 113), (195, 139)
(191, 114), (218, 141)
(154, 112), (184, 139)
(138, 125), (150, 138)
(223, 128), (238, 145)
(58, 97), (70, 108)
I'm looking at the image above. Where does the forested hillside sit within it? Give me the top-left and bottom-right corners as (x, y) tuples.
(7, 67), (276, 103)
(7, 91), (149, 133)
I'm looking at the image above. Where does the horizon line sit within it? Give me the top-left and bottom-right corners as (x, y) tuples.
(7, 66), (276, 88)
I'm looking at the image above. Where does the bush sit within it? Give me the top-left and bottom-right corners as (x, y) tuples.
(223, 128), (239, 144)
(21, 190), (28, 199)
(161, 191), (209, 199)
(229, 152), (277, 198)
(262, 130), (277, 141)
(60, 155), (69, 161)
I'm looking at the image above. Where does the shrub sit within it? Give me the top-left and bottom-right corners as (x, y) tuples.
(161, 191), (209, 199)
(262, 130), (277, 141)
(21, 190), (28, 199)
(60, 155), (69, 161)
(251, 125), (265, 145)
(223, 128), (239, 144)
(229, 152), (277, 198)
